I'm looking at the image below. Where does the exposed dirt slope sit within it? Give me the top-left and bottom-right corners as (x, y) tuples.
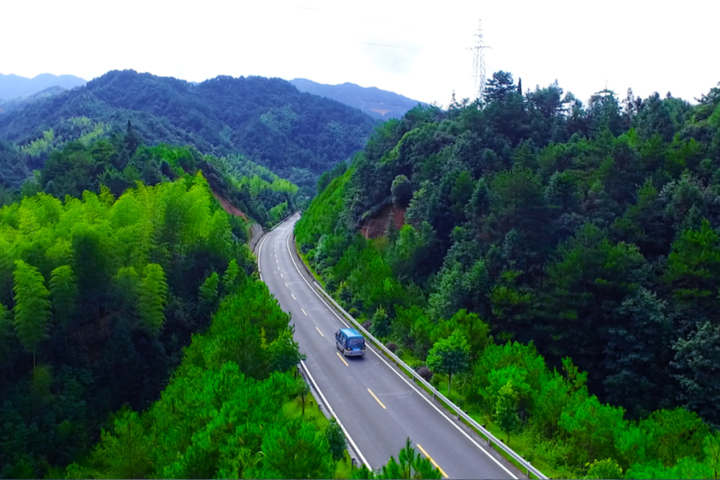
(212, 190), (248, 220)
(360, 204), (405, 239)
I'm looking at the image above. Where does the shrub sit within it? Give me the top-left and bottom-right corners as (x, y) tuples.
(408, 360), (424, 370)
(371, 307), (390, 338)
(585, 458), (623, 479)
(417, 366), (434, 382)
(386, 342), (398, 353)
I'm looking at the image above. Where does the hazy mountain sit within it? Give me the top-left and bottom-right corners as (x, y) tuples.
(0, 86), (67, 115)
(0, 73), (86, 100)
(289, 78), (423, 120)
(0, 70), (377, 192)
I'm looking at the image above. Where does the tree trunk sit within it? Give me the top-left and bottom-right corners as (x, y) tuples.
(448, 372), (452, 395)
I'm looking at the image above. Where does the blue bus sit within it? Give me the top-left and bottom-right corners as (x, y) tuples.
(335, 328), (366, 357)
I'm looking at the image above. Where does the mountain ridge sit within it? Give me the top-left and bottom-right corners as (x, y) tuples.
(0, 70), (378, 192)
(0, 72), (86, 100)
(289, 78), (423, 120)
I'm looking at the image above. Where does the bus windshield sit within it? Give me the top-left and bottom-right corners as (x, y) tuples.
(348, 337), (364, 348)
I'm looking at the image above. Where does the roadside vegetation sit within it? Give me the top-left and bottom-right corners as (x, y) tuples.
(0, 123), (442, 478)
(296, 75), (720, 479)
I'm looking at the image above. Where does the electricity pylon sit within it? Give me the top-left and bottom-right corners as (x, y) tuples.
(469, 20), (490, 102)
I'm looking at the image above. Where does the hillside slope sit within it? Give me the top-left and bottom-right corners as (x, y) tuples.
(0, 86), (67, 114)
(290, 78), (422, 120)
(0, 70), (378, 192)
(295, 76), (720, 476)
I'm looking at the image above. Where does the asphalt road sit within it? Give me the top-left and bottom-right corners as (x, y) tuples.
(257, 213), (519, 479)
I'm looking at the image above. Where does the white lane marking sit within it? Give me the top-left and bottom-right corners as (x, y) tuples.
(285, 282), (289, 288)
(292, 293), (296, 300)
(301, 360), (371, 469)
(255, 226), (273, 281)
(280, 273), (283, 278)
(301, 308), (307, 316)
(316, 326), (325, 337)
(284, 231), (516, 479)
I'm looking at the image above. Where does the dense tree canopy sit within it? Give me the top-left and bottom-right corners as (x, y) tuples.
(0, 169), (263, 477)
(296, 76), (720, 478)
(0, 70), (378, 193)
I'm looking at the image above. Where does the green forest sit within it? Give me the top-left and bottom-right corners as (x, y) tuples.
(2, 122), (300, 227)
(3, 64), (720, 479)
(296, 74), (720, 479)
(0, 118), (442, 478)
(0, 70), (377, 194)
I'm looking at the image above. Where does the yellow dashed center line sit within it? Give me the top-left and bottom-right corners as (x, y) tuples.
(367, 389), (386, 410)
(315, 326), (324, 337)
(336, 352), (349, 367)
(416, 444), (449, 478)
(301, 308), (307, 316)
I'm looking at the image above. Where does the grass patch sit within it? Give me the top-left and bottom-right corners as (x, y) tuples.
(284, 385), (357, 479)
(372, 353), (559, 478)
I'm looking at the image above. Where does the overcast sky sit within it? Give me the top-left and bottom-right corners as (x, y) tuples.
(2, 0), (718, 106)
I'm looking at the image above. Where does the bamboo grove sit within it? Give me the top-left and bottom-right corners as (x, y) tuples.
(0, 130), (443, 478)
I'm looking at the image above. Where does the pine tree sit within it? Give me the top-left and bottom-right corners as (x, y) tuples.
(326, 418), (346, 462)
(12, 260), (51, 366)
(221, 259), (240, 293)
(49, 265), (78, 354)
(0, 302), (14, 376)
(199, 272), (219, 305)
(137, 263), (168, 336)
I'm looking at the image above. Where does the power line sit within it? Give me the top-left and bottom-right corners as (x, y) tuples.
(354, 41), (424, 51)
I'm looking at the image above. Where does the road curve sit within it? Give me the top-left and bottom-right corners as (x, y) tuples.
(257, 213), (520, 479)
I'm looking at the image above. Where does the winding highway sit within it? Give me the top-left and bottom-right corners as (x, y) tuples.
(257, 213), (520, 479)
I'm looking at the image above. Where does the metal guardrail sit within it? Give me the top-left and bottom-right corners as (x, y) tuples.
(308, 277), (548, 480)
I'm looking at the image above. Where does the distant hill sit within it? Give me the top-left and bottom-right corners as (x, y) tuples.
(289, 78), (423, 120)
(0, 86), (67, 115)
(0, 70), (377, 192)
(0, 73), (86, 100)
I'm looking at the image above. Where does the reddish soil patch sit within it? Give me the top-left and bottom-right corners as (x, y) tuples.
(212, 191), (248, 220)
(360, 204), (406, 239)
